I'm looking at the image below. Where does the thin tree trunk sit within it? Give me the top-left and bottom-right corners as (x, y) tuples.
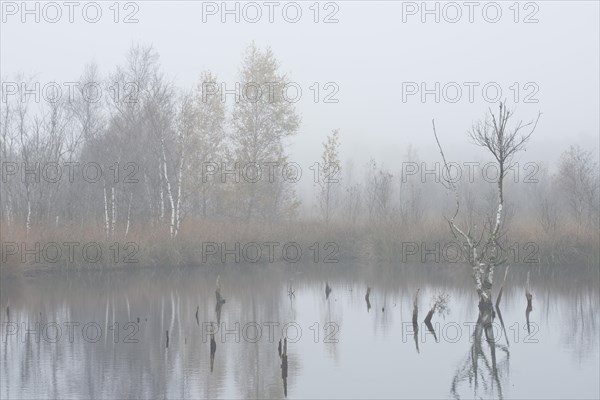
(174, 144), (185, 236)
(124, 192), (132, 240)
(111, 187), (116, 238)
(103, 186), (110, 239)
(159, 164), (165, 222)
(161, 139), (176, 237)
(495, 265), (510, 308)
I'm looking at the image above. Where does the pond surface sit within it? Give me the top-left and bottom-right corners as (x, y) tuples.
(1, 263), (598, 399)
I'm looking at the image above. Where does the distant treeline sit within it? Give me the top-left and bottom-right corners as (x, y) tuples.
(1, 44), (598, 273)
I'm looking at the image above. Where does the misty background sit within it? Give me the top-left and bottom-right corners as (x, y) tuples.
(2, 2), (598, 201)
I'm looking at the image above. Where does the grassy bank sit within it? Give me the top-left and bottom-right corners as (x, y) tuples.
(1, 216), (598, 277)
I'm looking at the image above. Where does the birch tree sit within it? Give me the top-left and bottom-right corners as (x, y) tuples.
(433, 102), (540, 309)
(230, 43), (301, 220)
(316, 129), (341, 225)
(145, 75), (177, 236)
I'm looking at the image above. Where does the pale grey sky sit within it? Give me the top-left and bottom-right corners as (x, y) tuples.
(2, 1), (599, 177)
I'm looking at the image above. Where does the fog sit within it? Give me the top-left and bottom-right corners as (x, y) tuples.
(1, 2), (599, 399)
(2, 1), (598, 174)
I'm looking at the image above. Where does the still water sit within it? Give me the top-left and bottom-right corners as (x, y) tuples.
(1, 263), (598, 399)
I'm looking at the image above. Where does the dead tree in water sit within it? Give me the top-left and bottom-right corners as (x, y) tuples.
(437, 103), (536, 398)
(423, 293), (449, 342)
(215, 275), (225, 304)
(365, 287), (371, 312)
(424, 293), (450, 324)
(495, 266), (510, 308)
(281, 337), (288, 397)
(210, 329), (217, 373)
(525, 271), (533, 306)
(412, 289), (419, 326)
(215, 275), (226, 324)
(525, 271), (533, 334)
(495, 266), (511, 347)
(325, 282), (332, 300)
(412, 289), (420, 353)
(450, 308), (509, 399)
(433, 103), (540, 310)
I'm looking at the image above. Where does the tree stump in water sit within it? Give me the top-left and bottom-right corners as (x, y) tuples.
(412, 289), (420, 326)
(280, 339), (288, 397)
(424, 304), (436, 324)
(215, 276), (226, 324)
(210, 332), (217, 372)
(412, 290), (420, 353)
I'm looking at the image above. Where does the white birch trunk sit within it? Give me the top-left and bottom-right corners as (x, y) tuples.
(111, 187), (116, 238)
(161, 139), (176, 238)
(174, 144), (185, 237)
(103, 186), (110, 240)
(25, 198), (31, 239)
(124, 192), (132, 240)
(159, 163), (165, 222)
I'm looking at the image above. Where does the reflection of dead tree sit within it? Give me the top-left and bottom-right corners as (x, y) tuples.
(526, 271), (533, 334)
(365, 287), (371, 312)
(495, 266), (510, 347)
(433, 103), (540, 310)
(210, 327), (217, 373)
(450, 307), (510, 399)
(495, 266), (510, 309)
(325, 282), (332, 300)
(281, 337), (288, 397)
(424, 293), (450, 342)
(424, 293), (450, 324)
(412, 289), (420, 353)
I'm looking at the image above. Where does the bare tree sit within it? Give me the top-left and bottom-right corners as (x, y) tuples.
(433, 102), (540, 309)
(365, 159), (394, 222)
(439, 105), (534, 398)
(557, 144), (600, 235)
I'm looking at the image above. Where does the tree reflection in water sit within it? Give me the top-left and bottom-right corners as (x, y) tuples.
(450, 302), (510, 400)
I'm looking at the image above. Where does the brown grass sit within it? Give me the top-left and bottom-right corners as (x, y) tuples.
(1, 214), (597, 276)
